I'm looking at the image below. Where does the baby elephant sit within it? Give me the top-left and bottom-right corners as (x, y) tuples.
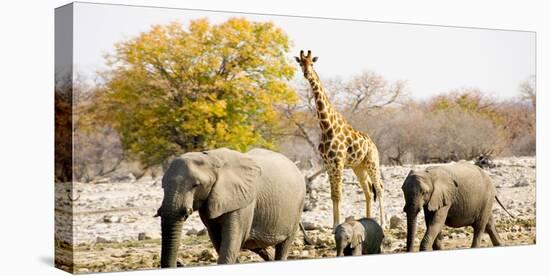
(335, 217), (384, 256)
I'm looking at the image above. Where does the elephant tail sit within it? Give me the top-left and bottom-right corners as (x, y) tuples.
(495, 195), (515, 218)
(299, 222), (314, 245)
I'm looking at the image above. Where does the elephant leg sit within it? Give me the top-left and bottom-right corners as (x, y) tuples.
(471, 210), (491, 248)
(218, 231), (242, 264)
(343, 246), (353, 256)
(485, 215), (504, 246)
(420, 207), (449, 251)
(200, 214), (222, 253)
(433, 233), (443, 250)
(328, 162), (344, 230)
(217, 212), (249, 264)
(274, 236), (295, 260)
(353, 166), (373, 220)
(471, 226), (485, 248)
(425, 214), (443, 250)
(352, 244), (363, 256)
(251, 247), (274, 261)
(208, 226), (222, 253)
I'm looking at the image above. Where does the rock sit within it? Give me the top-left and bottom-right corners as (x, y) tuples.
(389, 215), (404, 230)
(382, 236), (394, 247)
(514, 179), (529, 187)
(186, 228), (199, 235)
(300, 250), (310, 257)
(138, 232), (148, 241)
(318, 227), (331, 233)
(303, 201), (315, 212)
(96, 236), (111, 243)
(111, 174), (136, 183)
(314, 236), (333, 248)
(198, 249), (217, 262)
(302, 221), (323, 231)
(138, 232), (158, 240)
(111, 252), (130, 258)
(120, 215), (138, 223)
(292, 237), (305, 247)
(94, 177), (111, 184)
(197, 228), (208, 236)
(103, 215), (120, 223)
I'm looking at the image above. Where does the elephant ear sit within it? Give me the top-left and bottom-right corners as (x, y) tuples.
(427, 169), (456, 211)
(350, 222), (365, 249)
(206, 148), (261, 219)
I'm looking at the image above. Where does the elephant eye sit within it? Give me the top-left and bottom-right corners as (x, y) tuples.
(192, 180), (200, 188)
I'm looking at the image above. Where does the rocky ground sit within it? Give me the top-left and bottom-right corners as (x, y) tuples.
(55, 157), (536, 274)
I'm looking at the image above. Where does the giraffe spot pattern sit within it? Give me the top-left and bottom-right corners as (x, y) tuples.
(320, 120), (330, 130)
(338, 143), (345, 150)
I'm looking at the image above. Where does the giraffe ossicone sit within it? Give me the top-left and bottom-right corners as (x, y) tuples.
(295, 50), (385, 229)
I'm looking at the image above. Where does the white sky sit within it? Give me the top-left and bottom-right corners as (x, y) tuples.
(73, 2), (535, 100)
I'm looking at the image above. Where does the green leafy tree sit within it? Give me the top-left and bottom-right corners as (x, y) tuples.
(92, 18), (297, 166)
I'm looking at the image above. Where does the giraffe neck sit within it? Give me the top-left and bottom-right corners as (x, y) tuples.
(306, 70), (339, 132)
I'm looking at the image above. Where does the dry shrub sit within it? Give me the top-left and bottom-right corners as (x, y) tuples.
(363, 106), (505, 165)
(73, 126), (123, 182)
(411, 108), (506, 163)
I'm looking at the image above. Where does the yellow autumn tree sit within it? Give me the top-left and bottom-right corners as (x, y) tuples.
(91, 18), (297, 166)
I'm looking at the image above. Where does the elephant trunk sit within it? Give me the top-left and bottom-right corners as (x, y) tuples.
(406, 212), (418, 252)
(335, 241), (345, 256)
(160, 217), (183, 268)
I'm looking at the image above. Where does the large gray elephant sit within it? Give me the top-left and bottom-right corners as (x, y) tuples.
(156, 148), (307, 266)
(335, 217), (384, 256)
(402, 161), (512, 252)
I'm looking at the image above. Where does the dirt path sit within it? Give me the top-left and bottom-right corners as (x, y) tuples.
(55, 157), (536, 273)
(56, 217), (535, 274)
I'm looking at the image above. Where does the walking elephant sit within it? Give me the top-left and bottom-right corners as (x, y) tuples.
(156, 148), (307, 266)
(401, 161), (512, 252)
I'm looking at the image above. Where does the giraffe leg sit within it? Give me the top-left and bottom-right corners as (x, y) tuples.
(373, 177), (385, 228)
(377, 185), (385, 228)
(365, 148), (385, 228)
(328, 163), (344, 231)
(352, 166), (373, 219)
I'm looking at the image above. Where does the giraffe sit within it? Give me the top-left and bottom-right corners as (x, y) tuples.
(295, 50), (385, 229)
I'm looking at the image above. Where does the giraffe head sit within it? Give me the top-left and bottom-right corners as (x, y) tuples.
(295, 50), (318, 79)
